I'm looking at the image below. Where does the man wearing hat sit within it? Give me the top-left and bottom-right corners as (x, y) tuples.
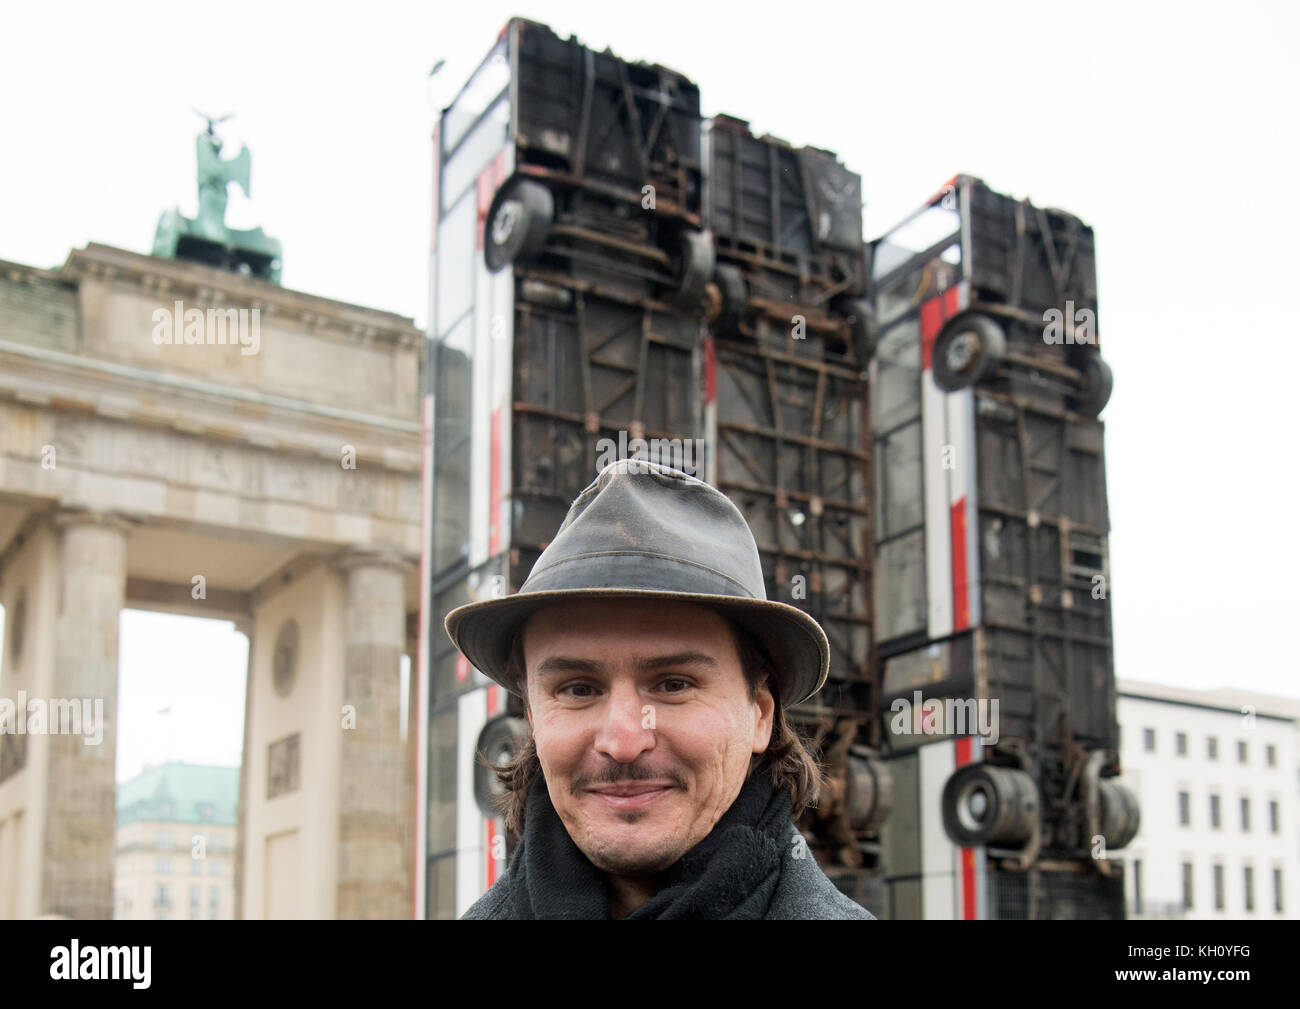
(445, 458), (875, 920)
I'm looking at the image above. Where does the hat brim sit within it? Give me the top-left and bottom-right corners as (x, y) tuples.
(444, 588), (830, 708)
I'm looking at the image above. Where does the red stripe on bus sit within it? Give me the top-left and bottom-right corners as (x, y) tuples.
(950, 496), (969, 631)
(961, 847), (977, 920)
(921, 286), (965, 372)
(489, 405), (503, 554)
(920, 297), (941, 371)
(954, 736), (977, 919)
(486, 685), (500, 889)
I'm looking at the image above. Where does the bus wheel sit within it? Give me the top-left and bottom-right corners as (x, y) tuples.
(472, 714), (530, 818)
(835, 297), (877, 365)
(484, 178), (554, 273)
(709, 263), (747, 333)
(1070, 354), (1114, 417)
(932, 313), (1006, 391)
(1099, 779), (1140, 849)
(667, 228), (715, 311)
(941, 764), (1038, 847)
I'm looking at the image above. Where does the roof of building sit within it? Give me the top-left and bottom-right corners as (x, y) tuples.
(116, 762), (239, 828)
(1118, 677), (1300, 721)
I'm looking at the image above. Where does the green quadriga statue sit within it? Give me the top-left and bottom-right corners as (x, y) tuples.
(153, 112), (283, 283)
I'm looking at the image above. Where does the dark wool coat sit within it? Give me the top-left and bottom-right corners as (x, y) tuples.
(461, 820), (876, 920)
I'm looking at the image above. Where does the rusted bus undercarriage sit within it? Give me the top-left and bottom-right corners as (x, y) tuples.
(870, 177), (1134, 918)
(709, 336), (885, 860)
(703, 116), (887, 900)
(508, 273), (707, 582)
(486, 19), (715, 591)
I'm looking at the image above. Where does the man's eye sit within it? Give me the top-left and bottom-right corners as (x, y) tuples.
(660, 678), (693, 693)
(560, 683), (597, 698)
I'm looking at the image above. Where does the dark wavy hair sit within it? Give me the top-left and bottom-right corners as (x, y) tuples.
(483, 611), (825, 837)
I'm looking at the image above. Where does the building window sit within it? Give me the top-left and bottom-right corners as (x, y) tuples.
(1178, 791), (1191, 826)
(1244, 867), (1254, 913)
(1143, 728), (1156, 752)
(189, 884), (200, 909)
(1175, 732), (1187, 756)
(1266, 744), (1276, 767)
(155, 884), (171, 908)
(1238, 740), (1248, 764)
(1275, 868), (1284, 914)
(1213, 865), (1224, 911)
(1181, 862), (1194, 910)
(156, 829), (174, 850)
(1209, 794), (1221, 829)
(190, 859), (201, 875)
(1241, 796), (1251, 832)
(1207, 737), (1218, 760)
(155, 858), (172, 875)
(210, 887), (221, 911)
(210, 861), (221, 875)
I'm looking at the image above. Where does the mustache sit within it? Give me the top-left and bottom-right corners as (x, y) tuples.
(571, 761), (688, 795)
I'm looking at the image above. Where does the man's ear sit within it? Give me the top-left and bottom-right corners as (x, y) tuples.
(752, 679), (775, 754)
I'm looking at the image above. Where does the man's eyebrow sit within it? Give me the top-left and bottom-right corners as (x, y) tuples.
(534, 656), (602, 678)
(532, 651), (719, 678)
(633, 651), (719, 672)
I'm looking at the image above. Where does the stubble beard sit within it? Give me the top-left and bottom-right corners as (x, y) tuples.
(572, 812), (690, 875)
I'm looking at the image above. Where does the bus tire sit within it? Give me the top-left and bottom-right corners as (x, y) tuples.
(835, 297), (877, 364)
(710, 263), (747, 333)
(932, 313), (1006, 391)
(1070, 354), (1114, 417)
(941, 763), (1038, 847)
(668, 229), (715, 311)
(484, 178), (554, 273)
(472, 714), (530, 818)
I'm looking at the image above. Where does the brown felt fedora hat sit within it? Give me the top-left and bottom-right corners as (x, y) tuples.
(444, 458), (830, 707)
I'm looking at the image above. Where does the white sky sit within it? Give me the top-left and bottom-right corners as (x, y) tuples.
(1, 0), (1297, 773)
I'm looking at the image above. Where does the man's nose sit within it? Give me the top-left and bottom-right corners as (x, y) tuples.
(593, 680), (655, 764)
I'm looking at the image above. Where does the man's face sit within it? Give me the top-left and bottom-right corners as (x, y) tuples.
(523, 597), (775, 876)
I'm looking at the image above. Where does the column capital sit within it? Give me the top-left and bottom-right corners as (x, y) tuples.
(332, 547), (414, 577)
(52, 508), (136, 536)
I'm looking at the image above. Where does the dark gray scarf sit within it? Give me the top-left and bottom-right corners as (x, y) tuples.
(504, 760), (792, 919)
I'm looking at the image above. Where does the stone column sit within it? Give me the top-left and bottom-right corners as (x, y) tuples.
(42, 510), (130, 919)
(335, 551), (410, 919)
(232, 616), (253, 921)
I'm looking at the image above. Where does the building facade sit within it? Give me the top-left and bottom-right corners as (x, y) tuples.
(0, 243), (424, 918)
(115, 762), (238, 920)
(1116, 678), (1300, 919)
